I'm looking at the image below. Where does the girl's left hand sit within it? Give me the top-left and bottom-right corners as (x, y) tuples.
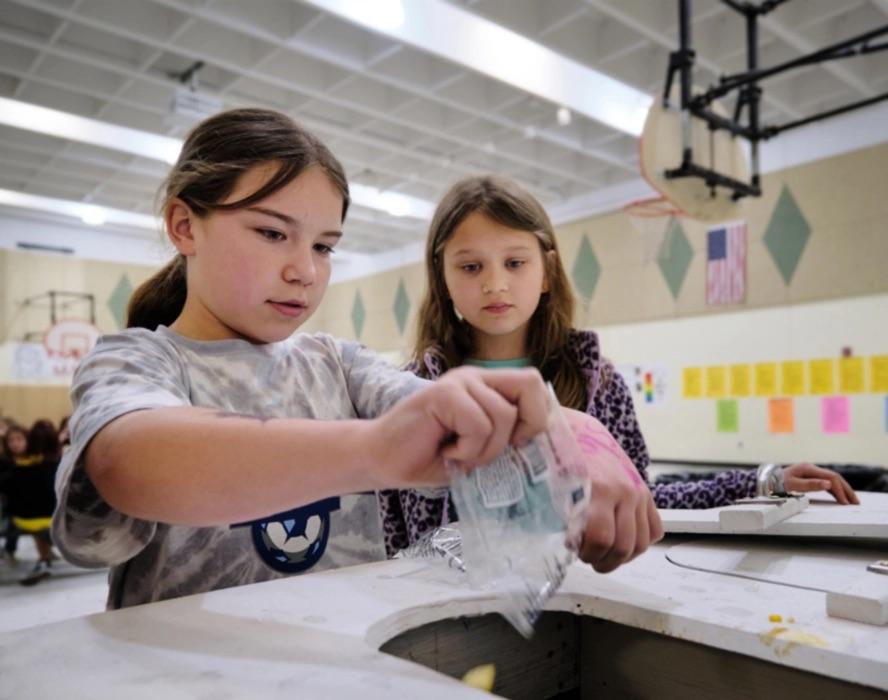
(783, 462), (860, 505)
(563, 410), (663, 573)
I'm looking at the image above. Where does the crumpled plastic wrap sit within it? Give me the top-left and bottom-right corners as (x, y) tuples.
(394, 525), (466, 572)
(442, 385), (591, 638)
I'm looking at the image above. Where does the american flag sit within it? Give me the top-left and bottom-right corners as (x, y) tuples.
(706, 221), (746, 305)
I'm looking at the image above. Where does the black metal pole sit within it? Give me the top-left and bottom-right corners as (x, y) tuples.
(713, 24), (888, 98)
(764, 90), (888, 137)
(745, 6), (761, 195)
(678, 0), (693, 167)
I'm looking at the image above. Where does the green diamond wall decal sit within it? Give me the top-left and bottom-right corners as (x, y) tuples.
(571, 234), (601, 302)
(657, 218), (693, 299)
(392, 278), (411, 335)
(763, 185), (811, 285)
(107, 274), (133, 329)
(351, 289), (366, 339)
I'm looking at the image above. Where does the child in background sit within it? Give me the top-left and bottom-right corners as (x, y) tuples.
(10, 420), (61, 585)
(381, 175), (856, 557)
(53, 110), (648, 609)
(0, 422), (25, 565)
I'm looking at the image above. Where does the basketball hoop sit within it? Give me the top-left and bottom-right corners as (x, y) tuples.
(623, 195), (683, 264)
(43, 319), (101, 377)
(639, 86), (748, 223)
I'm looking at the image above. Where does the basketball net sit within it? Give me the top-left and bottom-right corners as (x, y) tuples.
(623, 195), (684, 264)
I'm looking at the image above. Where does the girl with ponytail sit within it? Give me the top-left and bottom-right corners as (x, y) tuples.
(52, 109), (557, 608)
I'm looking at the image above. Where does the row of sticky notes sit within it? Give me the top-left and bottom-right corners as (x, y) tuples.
(683, 355), (888, 398)
(716, 396), (856, 434)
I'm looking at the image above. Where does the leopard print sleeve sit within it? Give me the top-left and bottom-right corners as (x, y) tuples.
(590, 361), (758, 508)
(378, 489), (409, 557)
(591, 368), (651, 483)
(651, 469), (758, 509)
(378, 353), (451, 556)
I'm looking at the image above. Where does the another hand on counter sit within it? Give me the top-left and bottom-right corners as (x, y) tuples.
(564, 409), (664, 574)
(783, 463), (860, 505)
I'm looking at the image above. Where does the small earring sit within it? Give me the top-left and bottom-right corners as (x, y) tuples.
(453, 303), (465, 322)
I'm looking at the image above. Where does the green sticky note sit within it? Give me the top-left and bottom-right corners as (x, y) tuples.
(717, 399), (739, 433)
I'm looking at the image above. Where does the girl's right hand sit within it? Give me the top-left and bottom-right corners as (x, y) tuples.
(367, 366), (549, 488)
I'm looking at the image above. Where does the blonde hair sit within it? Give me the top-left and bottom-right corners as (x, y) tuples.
(412, 176), (586, 410)
(128, 108), (349, 331)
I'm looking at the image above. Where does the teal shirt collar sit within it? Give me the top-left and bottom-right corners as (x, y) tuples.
(464, 357), (532, 369)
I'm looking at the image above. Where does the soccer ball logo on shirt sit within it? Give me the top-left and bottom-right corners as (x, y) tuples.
(233, 497), (341, 573)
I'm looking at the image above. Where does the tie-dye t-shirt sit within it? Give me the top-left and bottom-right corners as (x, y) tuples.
(52, 326), (427, 609)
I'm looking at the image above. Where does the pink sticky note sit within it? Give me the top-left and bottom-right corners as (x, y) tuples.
(821, 396), (850, 434)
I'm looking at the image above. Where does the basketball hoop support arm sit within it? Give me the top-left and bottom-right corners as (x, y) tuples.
(663, 0), (888, 202)
(21, 291), (96, 325)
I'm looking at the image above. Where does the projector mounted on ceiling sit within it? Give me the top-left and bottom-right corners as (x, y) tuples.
(167, 61), (222, 126)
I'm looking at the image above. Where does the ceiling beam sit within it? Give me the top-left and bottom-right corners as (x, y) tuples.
(11, 0), (608, 200)
(302, 0), (652, 136)
(150, 0), (633, 180)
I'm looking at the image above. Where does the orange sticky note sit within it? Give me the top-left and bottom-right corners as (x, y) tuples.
(839, 357), (865, 394)
(781, 361), (806, 396)
(706, 366), (727, 398)
(683, 367), (703, 398)
(809, 359), (835, 395)
(872, 356), (888, 393)
(754, 363), (777, 397)
(729, 364), (751, 397)
(768, 398), (794, 434)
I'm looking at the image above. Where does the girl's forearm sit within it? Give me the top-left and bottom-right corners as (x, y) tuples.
(84, 407), (379, 526)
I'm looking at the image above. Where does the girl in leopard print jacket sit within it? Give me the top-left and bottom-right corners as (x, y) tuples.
(379, 176), (855, 556)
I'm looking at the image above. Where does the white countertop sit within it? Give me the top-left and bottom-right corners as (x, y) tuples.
(2, 496), (887, 698)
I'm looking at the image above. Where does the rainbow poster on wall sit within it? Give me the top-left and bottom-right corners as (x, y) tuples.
(616, 364), (669, 405)
(643, 371), (655, 403)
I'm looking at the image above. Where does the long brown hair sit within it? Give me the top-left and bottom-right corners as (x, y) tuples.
(127, 108), (350, 331)
(412, 176), (586, 410)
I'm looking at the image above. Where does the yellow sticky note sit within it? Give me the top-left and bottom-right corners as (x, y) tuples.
(838, 357), (865, 394)
(729, 364), (751, 397)
(683, 367), (703, 398)
(809, 359), (835, 395)
(706, 366), (727, 398)
(781, 361), (806, 396)
(872, 355), (888, 393)
(754, 362), (777, 397)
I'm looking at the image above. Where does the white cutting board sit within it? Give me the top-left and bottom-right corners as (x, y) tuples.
(666, 537), (888, 625)
(660, 491), (888, 537)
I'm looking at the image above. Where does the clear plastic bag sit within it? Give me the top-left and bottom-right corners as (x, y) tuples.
(447, 385), (591, 638)
(393, 525), (466, 572)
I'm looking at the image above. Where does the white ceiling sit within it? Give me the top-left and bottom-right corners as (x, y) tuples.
(1, 0), (887, 265)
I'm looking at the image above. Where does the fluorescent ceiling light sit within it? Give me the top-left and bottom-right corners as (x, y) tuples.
(304, 0), (652, 136)
(0, 188), (159, 231)
(0, 97), (182, 165)
(350, 183), (434, 219)
(80, 206), (107, 226)
(343, 0), (405, 32)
